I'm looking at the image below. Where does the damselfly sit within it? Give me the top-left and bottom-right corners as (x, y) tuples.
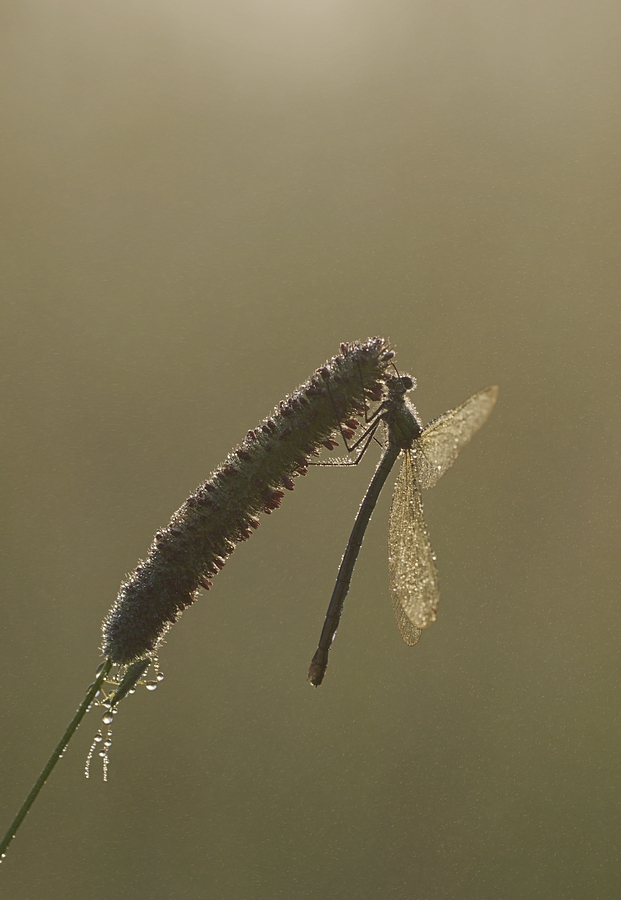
(308, 375), (498, 686)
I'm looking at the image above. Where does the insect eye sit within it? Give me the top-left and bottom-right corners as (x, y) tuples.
(390, 374), (414, 393)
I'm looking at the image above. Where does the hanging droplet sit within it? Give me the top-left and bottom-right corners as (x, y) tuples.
(145, 681), (158, 691)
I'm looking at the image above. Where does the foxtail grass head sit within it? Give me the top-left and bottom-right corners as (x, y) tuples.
(101, 338), (395, 665)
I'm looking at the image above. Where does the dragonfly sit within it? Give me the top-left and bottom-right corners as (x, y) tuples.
(308, 374), (498, 686)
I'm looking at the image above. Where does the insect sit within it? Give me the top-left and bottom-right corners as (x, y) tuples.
(308, 374), (498, 686)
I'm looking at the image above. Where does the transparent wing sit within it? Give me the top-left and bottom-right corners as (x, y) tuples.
(413, 385), (498, 489)
(388, 451), (439, 644)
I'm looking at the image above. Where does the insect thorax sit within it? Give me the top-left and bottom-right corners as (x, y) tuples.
(384, 396), (423, 450)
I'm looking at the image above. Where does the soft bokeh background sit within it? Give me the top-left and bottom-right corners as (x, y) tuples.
(1, 0), (619, 897)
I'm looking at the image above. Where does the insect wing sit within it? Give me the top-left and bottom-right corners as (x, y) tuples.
(388, 451), (439, 644)
(413, 385), (498, 489)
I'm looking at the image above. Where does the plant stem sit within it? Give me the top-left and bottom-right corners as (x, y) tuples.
(0, 658), (113, 861)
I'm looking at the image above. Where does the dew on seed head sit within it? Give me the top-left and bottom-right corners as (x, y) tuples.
(85, 656), (163, 779)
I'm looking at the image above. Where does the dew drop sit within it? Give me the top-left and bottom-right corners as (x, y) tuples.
(156, 673), (165, 682)
(102, 713), (114, 725)
(145, 681), (158, 691)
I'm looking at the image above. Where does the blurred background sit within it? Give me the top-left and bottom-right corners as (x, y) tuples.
(1, 0), (619, 897)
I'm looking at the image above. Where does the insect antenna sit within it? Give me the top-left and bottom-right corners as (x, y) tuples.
(387, 361), (417, 394)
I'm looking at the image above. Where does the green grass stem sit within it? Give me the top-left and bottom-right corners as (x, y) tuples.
(0, 658), (113, 861)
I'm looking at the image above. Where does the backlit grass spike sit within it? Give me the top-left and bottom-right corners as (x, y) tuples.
(102, 337), (394, 665)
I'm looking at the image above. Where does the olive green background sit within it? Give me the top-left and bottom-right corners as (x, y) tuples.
(1, 1), (619, 897)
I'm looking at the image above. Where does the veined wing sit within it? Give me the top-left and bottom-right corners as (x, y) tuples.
(388, 451), (439, 643)
(413, 385), (498, 489)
